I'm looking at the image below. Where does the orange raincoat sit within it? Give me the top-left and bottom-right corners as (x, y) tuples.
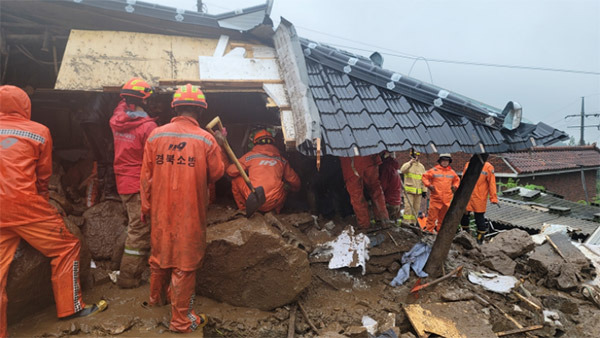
(140, 115), (224, 332)
(463, 161), (498, 213)
(227, 144), (300, 213)
(1, 86), (85, 337)
(141, 115), (224, 270)
(421, 164), (460, 232)
(340, 155), (389, 228)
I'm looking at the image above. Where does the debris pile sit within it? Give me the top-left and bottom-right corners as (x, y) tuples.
(7, 190), (600, 337)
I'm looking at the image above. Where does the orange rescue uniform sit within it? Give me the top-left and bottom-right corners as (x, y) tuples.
(227, 144), (300, 213)
(340, 155), (389, 228)
(1, 86), (85, 337)
(421, 164), (460, 232)
(463, 161), (498, 213)
(140, 116), (224, 332)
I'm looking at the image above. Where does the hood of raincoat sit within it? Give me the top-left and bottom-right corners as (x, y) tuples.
(109, 99), (156, 133)
(0, 85), (31, 120)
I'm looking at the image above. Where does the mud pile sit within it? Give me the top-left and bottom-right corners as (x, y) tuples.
(6, 183), (600, 337)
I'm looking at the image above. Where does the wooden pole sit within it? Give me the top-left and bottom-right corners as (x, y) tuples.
(287, 304), (297, 338)
(496, 325), (544, 337)
(424, 153), (488, 277)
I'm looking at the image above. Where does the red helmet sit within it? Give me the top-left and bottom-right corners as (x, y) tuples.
(120, 78), (154, 100)
(171, 84), (208, 109)
(253, 129), (274, 144)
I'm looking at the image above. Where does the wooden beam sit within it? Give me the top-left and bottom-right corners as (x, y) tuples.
(424, 153), (488, 277)
(287, 304), (297, 338)
(496, 325), (543, 337)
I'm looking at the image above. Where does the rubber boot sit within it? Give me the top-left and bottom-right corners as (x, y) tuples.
(476, 230), (486, 244)
(118, 254), (146, 289)
(61, 300), (108, 319)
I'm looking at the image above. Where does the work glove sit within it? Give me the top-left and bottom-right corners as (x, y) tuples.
(421, 192), (427, 198)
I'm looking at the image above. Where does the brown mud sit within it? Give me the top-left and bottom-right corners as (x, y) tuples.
(7, 211), (600, 337)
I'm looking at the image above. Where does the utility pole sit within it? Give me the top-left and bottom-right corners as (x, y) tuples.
(580, 97), (585, 145)
(566, 97), (600, 145)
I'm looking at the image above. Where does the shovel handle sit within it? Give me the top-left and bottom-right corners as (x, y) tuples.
(206, 117), (255, 192)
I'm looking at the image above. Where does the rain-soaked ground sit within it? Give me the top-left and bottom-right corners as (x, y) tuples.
(7, 219), (600, 337)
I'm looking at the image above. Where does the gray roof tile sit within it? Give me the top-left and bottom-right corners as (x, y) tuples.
(301, 39), (568, 157)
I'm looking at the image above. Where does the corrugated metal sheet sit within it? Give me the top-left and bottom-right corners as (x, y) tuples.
(500, 188), (600, 221)
(301, 39), (568, 157)
(486, 200), (599, 236)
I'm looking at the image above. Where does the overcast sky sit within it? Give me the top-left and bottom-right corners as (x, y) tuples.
(150, 0), (600, 144)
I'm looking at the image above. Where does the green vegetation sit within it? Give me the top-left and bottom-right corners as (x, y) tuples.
(497, 178), (545, 194)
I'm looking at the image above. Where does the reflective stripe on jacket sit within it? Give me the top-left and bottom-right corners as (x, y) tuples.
(140, 116), (224, 270)
(0, 86), (60, 227)
(421, 164), (460, 206)
(226, 144), (301, 207)
(400, 160), (426, 194)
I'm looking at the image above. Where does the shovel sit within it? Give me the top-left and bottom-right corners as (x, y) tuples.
(206, 117), (266, 217)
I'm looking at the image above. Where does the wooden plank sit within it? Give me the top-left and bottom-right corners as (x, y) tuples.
(198, 56), (281, 81)
(404, 301), (496, 338)
(263, 83), (290, 107)
(280, 109), (297, 149)
(56, 30), (218, 91)
(496, 325), (543, 337)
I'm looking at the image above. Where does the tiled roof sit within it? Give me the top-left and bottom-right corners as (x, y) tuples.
(486, 200), (600, 236)
(1, 0), (269, 39)
(500, 188), (600, 221)
(502, 145), (600, 173)
(301, 39), (568, 157)
(395, 146), (600, 175)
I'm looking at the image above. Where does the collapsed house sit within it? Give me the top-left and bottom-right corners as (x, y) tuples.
(7, 0), (596, 337)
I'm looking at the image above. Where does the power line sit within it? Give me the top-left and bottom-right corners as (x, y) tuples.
(294, 26), (600, 75)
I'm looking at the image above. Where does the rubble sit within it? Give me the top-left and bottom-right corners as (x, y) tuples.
(81, 200), (127, 260)
(479, 246), (517, 275)
(486, 228), (535, 259)
(196, 214), (312, 310)
(453, 231), (477, 250)
(7, 207), (600, 338)
(528, 242), (591, 290)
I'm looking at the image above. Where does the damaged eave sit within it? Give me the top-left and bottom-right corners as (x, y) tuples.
(272, 18), (321, 153)
(295, 37), (569, 157)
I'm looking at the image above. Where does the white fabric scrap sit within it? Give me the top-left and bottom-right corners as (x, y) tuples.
(468, 271), (518, 294)
(326, 227), (370, 275)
